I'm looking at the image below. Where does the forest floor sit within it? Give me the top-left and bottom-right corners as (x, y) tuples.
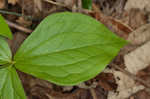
(0, 0), (150, 99)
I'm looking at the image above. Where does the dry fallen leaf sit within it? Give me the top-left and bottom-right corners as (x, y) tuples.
(124, 41), (150, 74)
(34, 0), (42, 13)
(125, 0), (150, 10)
(56, 0), (74, 6)
(96, 73), (117, 91)
(8, 0), (18, 5)
(128, 24), (150, 45)
(104, 69), (144, 99)
(137, 65), (150, 84)
(0, 0), (5, 8)
(129, 89), (150, 99)
(92, 4), (132, 39)
(128, 9), (147, 29)
(124, 23), (150, 74)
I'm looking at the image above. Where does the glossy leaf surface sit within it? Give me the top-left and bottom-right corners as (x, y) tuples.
(14, 12), (127, 85)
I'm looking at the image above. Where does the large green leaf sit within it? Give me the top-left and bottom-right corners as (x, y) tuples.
(82, 0), (92, 9)
(0, 14), (12, 39)
(0, 66), (26, 99)
(14, 12), (127, 86)
(0, 36), (12, 65)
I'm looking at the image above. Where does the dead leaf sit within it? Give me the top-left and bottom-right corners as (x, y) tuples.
(8, 0), (18, 5)
(56, 0), (74, 6)
(137, 65), (150, 84)
(128, 24), (150, 45)
(128, 9), (147, 29)
(92, 4), (132, 39)
(34, 0), (42, 13)
(129, 89), (150, 99)
(94, 86), (108, 99)
(96, 73), (117, 91)
(0, 0), (5, 8)
(124, 41), (150, 74)
(112, 53), (126, 69)
(124, 23), (150, 75)
(125, 0), (150, 10)
(105, 69), (144, 99)
(109, 18), (132, 39)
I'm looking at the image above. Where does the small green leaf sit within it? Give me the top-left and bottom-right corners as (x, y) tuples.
(0, 36), (12, 65)
(14, 12), (127, 86)
(0, 66), (26, 99)
(82, 0), (92, 9)
(0, 14), (12, 39)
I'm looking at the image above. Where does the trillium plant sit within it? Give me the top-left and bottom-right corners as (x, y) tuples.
(0, 12), (127, 99)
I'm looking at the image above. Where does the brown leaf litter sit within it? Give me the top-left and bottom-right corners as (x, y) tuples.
(137, 65), (150, 86)
(2, 0), (150, 98)
(0, 0), (5, 9)
(129, 90), (150, 99)
(124, 24), (150, 74)
(8, 0), (18, 5)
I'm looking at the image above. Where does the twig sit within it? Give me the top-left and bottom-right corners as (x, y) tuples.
(0, 9), (33, 20)
(6, 20), (33, 33)
(46, 93), (54, 99)
(44, 0), (66, 7)
(90, 88), (98, 99)
(112, 63), (150, 89)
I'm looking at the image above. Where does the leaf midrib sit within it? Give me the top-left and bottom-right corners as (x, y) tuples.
(15, 41), (122, 61)
(16, 29), (116, 57)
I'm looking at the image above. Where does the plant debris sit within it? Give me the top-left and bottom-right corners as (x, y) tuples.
(1, 0), (150, 98)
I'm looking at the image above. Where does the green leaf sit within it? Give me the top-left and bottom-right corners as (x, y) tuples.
(14, 12), (127, 86)
(0, 66), (26, 99)
(0, 36), (12, 65)
(82, 0), (92, 9)
(0, 14), (12, 39)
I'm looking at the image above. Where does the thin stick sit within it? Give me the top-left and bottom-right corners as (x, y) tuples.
(6, 20), (33, 33)
(0, 10), (33, 20)
(44, 0), (66, 7)
(112, 64), (150, 89)
(90, 88), (98, 99)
